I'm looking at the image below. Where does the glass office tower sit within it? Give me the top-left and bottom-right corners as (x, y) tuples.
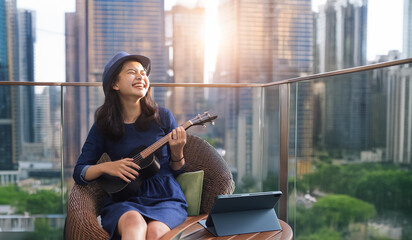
(0, 2), (36, 174)
(65, 0), (168, 168)
(214, 0), (313, 184)
(17, 10), (36, 144)
(314, 0), (370, 154)
(167, 5), (206, 123)
(0, 0), (18, 171)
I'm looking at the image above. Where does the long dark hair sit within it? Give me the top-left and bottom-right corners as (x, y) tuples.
(95, 62), (160, 141)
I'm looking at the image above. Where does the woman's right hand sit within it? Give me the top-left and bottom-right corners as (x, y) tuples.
(103, 158), (141, 182)
(84, 158), (140, 183)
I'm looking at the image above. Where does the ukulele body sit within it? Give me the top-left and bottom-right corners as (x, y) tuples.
(97, 145), (161, 202)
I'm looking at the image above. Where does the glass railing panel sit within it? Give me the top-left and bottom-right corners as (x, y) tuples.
(287, 82), (298, 230)
(62, 85), (270, 197)
(261, 85), (283, 218)
(63, 85), (105, 192)
(0, 85), (65, 239)
(159, 85), (266, 192)
(261, 85), (281, 193)
(290, 63), (412, 240)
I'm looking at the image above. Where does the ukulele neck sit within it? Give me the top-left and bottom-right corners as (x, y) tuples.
(138, 120), (193, 159)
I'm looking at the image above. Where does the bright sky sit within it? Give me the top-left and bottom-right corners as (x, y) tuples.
(17, 0), (75, 82)
(17, 0), (404, 82)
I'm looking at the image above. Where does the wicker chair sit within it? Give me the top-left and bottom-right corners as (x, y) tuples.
(64, 134), (235, 240)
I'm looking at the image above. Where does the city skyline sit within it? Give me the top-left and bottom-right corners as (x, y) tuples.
(1, 0), (412, 238)
(6, 0), (410, 182)
(16, 0), (405, 83)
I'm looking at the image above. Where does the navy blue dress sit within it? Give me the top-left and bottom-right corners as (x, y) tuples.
(73, 107), (188, 239)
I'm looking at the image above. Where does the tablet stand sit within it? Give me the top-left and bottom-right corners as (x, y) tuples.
(199, 208), (282, 236)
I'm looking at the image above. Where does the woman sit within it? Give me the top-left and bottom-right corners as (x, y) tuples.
(73, 51), (188, 240)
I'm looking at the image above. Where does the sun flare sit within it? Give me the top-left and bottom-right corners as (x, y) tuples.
(203, 0), (220, 83)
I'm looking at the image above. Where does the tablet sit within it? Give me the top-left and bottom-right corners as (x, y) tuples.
(199, 191), (283, 236)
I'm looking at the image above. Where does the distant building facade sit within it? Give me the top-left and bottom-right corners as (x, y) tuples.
(314, 0), (369, 154)
(0, 0), (18, 171)
(403, 0), (412, 58)
(17, 9), (36, 145)
(386, 65), (412, 165)
(166, 5), (206, 123)
(385, 2), (412, 164)
(214, 0), (313, 184)
(65, 0), (168, 169)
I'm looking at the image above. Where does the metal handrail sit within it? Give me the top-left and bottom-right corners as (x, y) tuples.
(263, 57), (412, 86)
(1, 57), (411, 87)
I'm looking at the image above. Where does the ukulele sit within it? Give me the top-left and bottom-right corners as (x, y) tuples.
(96, 112), (217, 202)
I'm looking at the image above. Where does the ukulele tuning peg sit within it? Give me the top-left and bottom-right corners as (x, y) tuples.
(211, 120), (215, 125)
(202, 124), (206, 128)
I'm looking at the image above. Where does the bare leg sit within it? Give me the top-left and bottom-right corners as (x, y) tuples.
(146, 221), (171, 240)
(117, 211), (147, 240)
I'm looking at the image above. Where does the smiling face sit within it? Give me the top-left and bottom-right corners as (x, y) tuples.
(112, 60), (150, 100)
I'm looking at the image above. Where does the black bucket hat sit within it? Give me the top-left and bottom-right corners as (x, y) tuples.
(102, 51), (151, 94)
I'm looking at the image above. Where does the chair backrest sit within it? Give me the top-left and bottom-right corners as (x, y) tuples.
(64, 182), (110, 239)
(183, 134), (235, 213)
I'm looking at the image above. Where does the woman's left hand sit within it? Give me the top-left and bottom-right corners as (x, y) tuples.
(169, 126), (186, 161)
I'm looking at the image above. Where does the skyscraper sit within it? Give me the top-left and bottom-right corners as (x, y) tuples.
(65, 0), (168, 168)
(0, 0), (7, 81)
(385, 1), (412, 164)
(0, 1), (37, 174)
(403, 0), (412, 58)
(314, 0), (369, 153)
(18, 9), (36, 144)
(13, 9), (38, 172)
(0, 0), (18, 171)
(271, 0), (313, 176)
(315, 0), (367, 72)
(166, 4), (206, 123)
(386, 65), (412, 164)
(214, 0), (313, 183)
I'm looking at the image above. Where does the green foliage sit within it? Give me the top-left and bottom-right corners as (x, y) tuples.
(355, 170), (412, 213)
(295, 195), (376, 237)
(295, 205), (323, 234)
(0, 186), (62, 214)
(263, 171), (278, 191)
(315, 150), (332, 164)
(25, 218), (63, 240)
(296, 227), (342, 240)
(312, 195), (376, 229)
(234, 175), (258, 193)
(304, 163), (376, 195)
(295, 162), (412, 239)
(24, 189), (63, 214)
(0, 185), (29, 205)
(369, 236), (396, 240)
(299, 163), (412, 214)
(0, 186), (63, 239)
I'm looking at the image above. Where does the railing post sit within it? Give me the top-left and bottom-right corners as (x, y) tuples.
(279, 83), (289, 221)
(60, 85), (65, 213)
